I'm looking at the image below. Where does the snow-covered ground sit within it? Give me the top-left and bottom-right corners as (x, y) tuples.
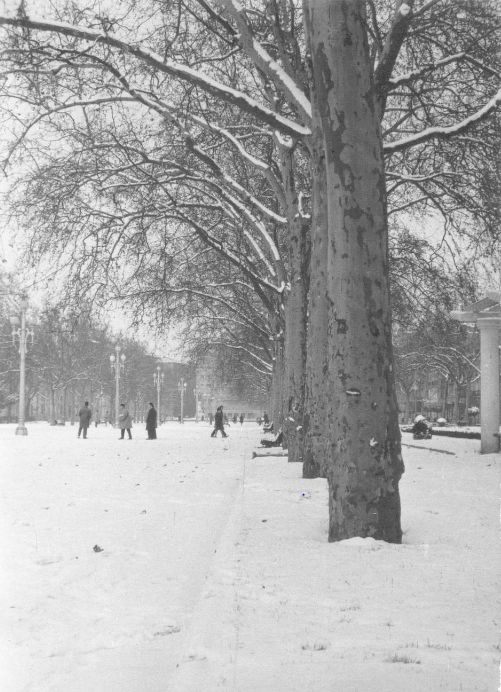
(0, 421), (499, 692)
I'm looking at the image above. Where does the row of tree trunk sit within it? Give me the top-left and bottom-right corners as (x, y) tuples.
(270, 1), (404, 543)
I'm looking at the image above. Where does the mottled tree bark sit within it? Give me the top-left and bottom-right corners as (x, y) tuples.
(306, 0), (404, 543)
(270, 334), (285, 430)
(302, 45), (328, 479)
(279, 144), (310, 463)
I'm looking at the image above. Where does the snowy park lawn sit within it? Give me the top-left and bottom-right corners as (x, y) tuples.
(0, 422), (499, 692)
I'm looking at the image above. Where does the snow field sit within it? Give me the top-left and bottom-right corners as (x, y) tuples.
(0, 422), (499, 691)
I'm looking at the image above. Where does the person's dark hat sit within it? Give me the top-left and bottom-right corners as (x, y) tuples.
(84, 401), (89, 406)
(149, 402), (154, 407)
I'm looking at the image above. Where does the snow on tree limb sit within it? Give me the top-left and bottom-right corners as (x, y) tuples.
(185, 138), (287, 225)
(0, 13), (310, 139)
(384, 88), (501, 153)
(218, 0), (312, 124)
(388, 52), (466, 89)
(171, 108), (287, 208)
(211, 341), (273, 372)
(374, 0), (414, 101)
(388, 52), (499, 90)
(171, 210), (282, 299)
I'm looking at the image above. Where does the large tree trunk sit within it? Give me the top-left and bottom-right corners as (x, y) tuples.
(270, 334), (285, 429)
(279, 144), (310, 463)
(306, 0), (404, 543)
(302, 59), (328, 479)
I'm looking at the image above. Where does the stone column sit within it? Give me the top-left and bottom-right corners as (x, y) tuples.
(478, 318), (500, 454)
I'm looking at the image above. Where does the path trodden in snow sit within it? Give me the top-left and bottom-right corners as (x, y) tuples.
(0, 422), (499, 691)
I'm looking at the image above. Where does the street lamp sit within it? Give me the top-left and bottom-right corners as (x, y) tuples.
(193, 386), (199, 423)
(177, 377), (187, 424)
(153, 365), (164, 423)
(411, 381), (419, 420)
(109, 345), (126, 427)
(10, 294), (34, 436)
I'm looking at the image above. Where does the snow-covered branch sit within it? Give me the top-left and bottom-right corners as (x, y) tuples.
(374, 0), (414, 107)
(388, 52), (466, 90)
(219, 0), (311, 125)
(0, 13), (310, 138)
(384, 88), (501, 153)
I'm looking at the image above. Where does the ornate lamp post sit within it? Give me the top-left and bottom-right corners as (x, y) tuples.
(193, 386), (199, 423)
(411, 381), (418, 420)
(10, 294), (34, 436)
(177, 377), (187, 424)
(109, 345), (126, 427)
(153, 365), (164, 423)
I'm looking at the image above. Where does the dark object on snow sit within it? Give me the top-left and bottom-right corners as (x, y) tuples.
(211, 405), (228, 437)
(413, 429), (432, 440)
(77, 401), (92, 438)
(93, 544), (103, 553)
(431, 428), (480, 440)
(261, 430), (283, 447)
(412, 416), (432, 439)
(146, 403), (157, 439)
(252, 448), (288, 458)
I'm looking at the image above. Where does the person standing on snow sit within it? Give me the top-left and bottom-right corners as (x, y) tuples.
(77, 401), (92, 439)
(146, 402), (157, 439)
(211, 405), (228, 438)
(118, 403), (133, 439)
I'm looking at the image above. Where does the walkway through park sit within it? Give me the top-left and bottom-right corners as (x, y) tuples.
(0, 422), (499, 691)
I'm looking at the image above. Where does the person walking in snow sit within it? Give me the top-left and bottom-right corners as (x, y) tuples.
(211, 405), (228, 438)
(77, 401), (92, 439)
(146, 402), (157, 439)
(239, 413), (244, 426)
(118, 403), (132, 439)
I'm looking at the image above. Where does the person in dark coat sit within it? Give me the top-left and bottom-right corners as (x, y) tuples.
(77, 401), (92, 438)
(146, 402), (157, 439)
(118, 403), (133, 439)
(211, 405), (228, 438)
(239, 413), (244, 425)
